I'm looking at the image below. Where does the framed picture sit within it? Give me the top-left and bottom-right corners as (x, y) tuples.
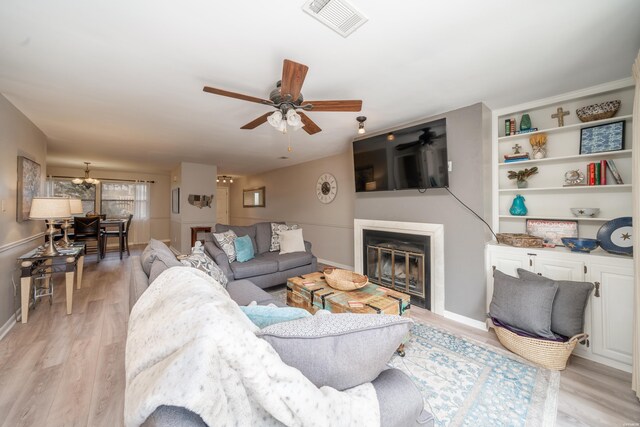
(579, 120), (625, 154)
(526, 219), (578, 246)
(172, 188), (180, 214)
(17, 156), (41, 222)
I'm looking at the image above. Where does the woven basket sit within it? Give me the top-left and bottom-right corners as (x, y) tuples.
(576, 100), (620, 122)
(490, 319), (587, 370)
(323, 268), (368, 291)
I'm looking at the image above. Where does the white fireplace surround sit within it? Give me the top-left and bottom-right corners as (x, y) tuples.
(354, 219), (444, 315)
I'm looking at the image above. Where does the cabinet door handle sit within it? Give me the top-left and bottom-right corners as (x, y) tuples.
(594, 282), (600, 298)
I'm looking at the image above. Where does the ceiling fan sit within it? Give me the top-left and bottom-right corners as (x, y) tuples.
(203, 59), (362, 135)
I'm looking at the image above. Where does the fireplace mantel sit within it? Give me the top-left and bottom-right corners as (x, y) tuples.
(354, 219), (444, 315)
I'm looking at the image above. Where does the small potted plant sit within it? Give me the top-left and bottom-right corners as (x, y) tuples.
(507, 167), (538, 188)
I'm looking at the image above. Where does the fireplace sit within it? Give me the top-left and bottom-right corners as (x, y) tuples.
(363, 229), (430, 309)
(354, 219), (444, 315)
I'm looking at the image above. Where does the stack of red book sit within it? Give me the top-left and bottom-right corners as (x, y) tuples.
(586, 159), (624, 185)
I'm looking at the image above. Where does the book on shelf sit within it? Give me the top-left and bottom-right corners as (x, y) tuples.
(594, 162), (601, 185)
(510, 118), (515, 136)
(606, 159), (624, 184)
(515, 128), (539, 135)
(588, 163), (595, 185)
(600, 159), (607, 185)
(504, 158), (531, 163)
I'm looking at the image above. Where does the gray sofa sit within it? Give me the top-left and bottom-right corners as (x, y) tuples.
(204, 222), (318, 289)
(128, 240), (433, 427)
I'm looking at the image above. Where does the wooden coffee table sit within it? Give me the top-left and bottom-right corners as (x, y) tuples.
(287, 271), (411, 316)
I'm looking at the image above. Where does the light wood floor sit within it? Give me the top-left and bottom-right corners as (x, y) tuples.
(0, 248), (638, 426)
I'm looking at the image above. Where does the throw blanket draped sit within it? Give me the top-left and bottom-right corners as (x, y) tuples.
(125, 267), (380, 427)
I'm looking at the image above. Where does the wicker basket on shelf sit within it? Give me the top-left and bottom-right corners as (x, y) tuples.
(323, 268), (368, 291)
(489, 319), (587, 370)
(576, 100), (620, 122)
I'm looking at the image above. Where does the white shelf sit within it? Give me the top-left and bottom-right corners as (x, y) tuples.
(498, 149), (632, 166)
(498, 215), (614, 222)
(498, 184), (631, 193)
(498, 115), (632, 141)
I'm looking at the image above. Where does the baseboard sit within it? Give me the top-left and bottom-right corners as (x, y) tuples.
(443, 310), (488, 331)
(0, 310), (19, 341)
(317, 258), (353, 271)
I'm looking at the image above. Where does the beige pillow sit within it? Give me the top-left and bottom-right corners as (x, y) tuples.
(278, 228), (306, 254)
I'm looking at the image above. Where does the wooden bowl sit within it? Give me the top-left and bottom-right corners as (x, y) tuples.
(323, 268), (368, 291)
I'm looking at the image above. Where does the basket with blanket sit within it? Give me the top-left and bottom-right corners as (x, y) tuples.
(488, 268), (594, 370)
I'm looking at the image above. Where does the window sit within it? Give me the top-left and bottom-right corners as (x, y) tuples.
(100, 182), (149, 219)
(48, 179), (96, 214)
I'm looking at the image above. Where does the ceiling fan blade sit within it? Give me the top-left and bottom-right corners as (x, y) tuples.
(280, 59), (309, 102)
(203, 86), (272, 106)
(299, 112), (322, 135)
(240, 112), (272, 129)
(301, 100), (363, 112)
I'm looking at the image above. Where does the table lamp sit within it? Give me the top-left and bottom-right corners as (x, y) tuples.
(59, 198), (83, 248)
(29, 197), (72, 256)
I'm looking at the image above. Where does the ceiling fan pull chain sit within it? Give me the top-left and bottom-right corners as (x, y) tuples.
(287, 132), (293, 152)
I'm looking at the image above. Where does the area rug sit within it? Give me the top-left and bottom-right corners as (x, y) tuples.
(388, 322), (559, 427)
(267, 286), (559, 426)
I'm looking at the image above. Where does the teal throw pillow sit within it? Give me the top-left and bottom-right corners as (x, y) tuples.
(234, 235), (255, 263)
(240, 305), (312, 329)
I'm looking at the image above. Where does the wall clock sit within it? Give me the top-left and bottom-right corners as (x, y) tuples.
(316, 173), (337, 204)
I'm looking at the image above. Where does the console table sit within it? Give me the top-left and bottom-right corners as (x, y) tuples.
(18, 243), (85, 323)
(191, 226), (212, 247)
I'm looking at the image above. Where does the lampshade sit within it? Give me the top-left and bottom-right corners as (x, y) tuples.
(29, 197), (71, 220)
(69, 198), (84, 215)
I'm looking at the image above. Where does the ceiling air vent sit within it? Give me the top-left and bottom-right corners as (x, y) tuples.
(302, 0), (368, 38)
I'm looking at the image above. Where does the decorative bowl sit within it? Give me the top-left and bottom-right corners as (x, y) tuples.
(576, 100), (620, 122)
(323, 268), (368, 291)
(570, 208), (600, 218)
(561, 238), (599, 253)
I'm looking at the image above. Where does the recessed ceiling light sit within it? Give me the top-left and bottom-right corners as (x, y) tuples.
(278, 156), (289, 160)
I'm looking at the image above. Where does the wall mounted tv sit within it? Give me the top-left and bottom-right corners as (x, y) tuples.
(353, 118), (449, 192)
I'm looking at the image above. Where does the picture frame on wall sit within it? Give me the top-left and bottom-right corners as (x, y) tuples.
(526, 219), (578, 246)
(579, 120), (625, 154)
(172, 188), (180, 214)
(17, 156), (41, 222)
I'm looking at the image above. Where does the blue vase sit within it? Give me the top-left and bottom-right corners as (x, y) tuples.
(509, 194), (527, 216)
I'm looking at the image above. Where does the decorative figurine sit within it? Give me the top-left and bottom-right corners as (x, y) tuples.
(512, 143), (522, 155)
(507, 167), (538, 189)
(551, 107), (570, 127)
(564, 170), (585, 186)
(509, 194), (528, 216)
(520, 113), (532, 131)
(529, 133), (547, 159)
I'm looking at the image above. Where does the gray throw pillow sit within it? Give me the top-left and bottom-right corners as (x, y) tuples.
(149, 257), (182, 284)
(517, 268), (594, 338)
(490, 270), (558, 339)
(141, 244), (155, 276)
(212, 230), (238, 263)
(180, 252), (229, 287)
(258, 313), (413, 391)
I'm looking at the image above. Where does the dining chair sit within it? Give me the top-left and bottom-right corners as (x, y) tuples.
(101, 214), (133, 258)
(73, 216), (102, 262)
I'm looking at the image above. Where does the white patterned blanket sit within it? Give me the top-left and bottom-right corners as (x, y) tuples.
(125, 267), (380, 427)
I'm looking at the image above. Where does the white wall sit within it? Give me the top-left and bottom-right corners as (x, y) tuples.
(170, 162), (217, 253)
(229, 152), (355, 268)
(0, 94), (48, 331)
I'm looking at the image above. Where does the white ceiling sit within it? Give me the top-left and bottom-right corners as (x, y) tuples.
(1, 0), (639, 175)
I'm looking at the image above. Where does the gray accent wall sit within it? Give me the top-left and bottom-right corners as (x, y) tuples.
(229, 152), (356, 268)
(354, 103), (492, 321)
(0, 94), (48, 329)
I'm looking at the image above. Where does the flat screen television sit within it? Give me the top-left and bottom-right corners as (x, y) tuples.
(353, 118), (449, 192)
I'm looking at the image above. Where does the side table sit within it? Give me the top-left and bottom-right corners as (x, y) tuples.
(18, 243), (85, 323)
(191, 226), (212, 247)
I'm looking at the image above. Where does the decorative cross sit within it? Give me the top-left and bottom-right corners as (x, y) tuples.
(512, 143), (522, 154)
(551, 107), (570, 127)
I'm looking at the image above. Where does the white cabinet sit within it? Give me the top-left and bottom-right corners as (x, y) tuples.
(491, 79), (635, 241)
(486, 243), (633, 372)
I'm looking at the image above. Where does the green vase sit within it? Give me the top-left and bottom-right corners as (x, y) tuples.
(520, 114), (531, 131)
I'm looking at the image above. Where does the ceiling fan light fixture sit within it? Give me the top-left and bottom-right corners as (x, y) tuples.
(356, 116), (367, 134)
(267, 111), (283, 127)
(286, 109), (303, 131)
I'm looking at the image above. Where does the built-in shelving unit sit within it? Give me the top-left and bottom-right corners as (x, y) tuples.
(491, 78), (635, 240)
